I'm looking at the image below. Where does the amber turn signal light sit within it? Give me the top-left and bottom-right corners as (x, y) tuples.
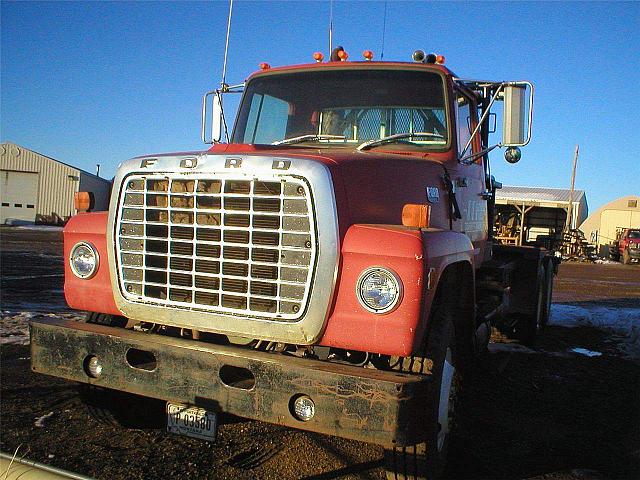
(74, 191), (93, 212)
(402, 204), (430, 228)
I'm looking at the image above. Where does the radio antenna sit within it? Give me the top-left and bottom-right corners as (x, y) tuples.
(380, 1), (387, 60)
(221, 0), (234, 88)
(328, 0), (334, 54)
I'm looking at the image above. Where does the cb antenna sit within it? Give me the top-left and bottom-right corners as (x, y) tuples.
(328, 0), (334, 54)
(381, 1), (387, 60)
(221, 0), (234, 89)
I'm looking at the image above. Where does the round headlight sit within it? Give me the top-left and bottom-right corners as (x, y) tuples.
(70, 242), (99, 279)
(357, 267), (403, 314)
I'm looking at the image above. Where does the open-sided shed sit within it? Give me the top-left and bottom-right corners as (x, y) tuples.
(495, 186), (588, 246)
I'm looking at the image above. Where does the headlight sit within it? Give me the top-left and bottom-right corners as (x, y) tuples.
(70, 242), (99, 279)
(356, 267), (403, 314)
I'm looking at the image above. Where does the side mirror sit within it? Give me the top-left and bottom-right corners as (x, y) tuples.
(201, 90), (224, 144)
(502, 83), (533, 147)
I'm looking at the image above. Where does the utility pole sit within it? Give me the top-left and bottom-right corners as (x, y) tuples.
(565, 145), (579, 231)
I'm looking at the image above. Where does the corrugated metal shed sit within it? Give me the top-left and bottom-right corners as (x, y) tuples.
(0, 142), (111, 224)
(496, 186), (586, 207)
(579, 195), (640, 256)
(496, 185), (588, 228)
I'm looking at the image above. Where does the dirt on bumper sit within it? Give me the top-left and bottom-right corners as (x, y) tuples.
(30, 318), (430, 448)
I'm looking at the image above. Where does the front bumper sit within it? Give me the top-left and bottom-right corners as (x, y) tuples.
(30, 318), (430, 447)
(627, 247), (640, 259)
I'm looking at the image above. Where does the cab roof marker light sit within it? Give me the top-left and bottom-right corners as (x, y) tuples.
(363, 50), (374, 61)
(337, 49), (349, 61)
(259, 62), (271, 70)
(435, 54), (445, 65)
(313, 52), (324, 62)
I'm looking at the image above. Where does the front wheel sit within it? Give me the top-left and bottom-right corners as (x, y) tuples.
(385, 303), (460, 479)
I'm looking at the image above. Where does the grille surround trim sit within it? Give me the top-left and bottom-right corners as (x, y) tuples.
(115, 172), (316, 321)
(107, 153), (340, 345)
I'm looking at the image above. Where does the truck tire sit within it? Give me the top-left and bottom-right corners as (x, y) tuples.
(79, 313), (164, 429)
(622, 249), (631, 265)
(513, 265), (545, 346)
(384, 296), (461, 480)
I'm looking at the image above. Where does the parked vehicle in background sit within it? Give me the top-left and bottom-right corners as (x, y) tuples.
(610, 228), (640, 264)
(31, 46), (555, 479)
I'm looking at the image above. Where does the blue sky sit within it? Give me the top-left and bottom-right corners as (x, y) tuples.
(2, 1), (638, 212)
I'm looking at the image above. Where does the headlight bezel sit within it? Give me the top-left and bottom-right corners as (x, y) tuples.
(69, 241), (99, 280)
(356, 266), (403, 314)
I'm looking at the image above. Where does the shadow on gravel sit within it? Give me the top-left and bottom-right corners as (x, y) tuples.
(445, 325), (640, 480)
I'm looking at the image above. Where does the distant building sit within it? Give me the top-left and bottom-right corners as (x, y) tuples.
(0, 142), (111, 224)
(579, 195), (640, 257)
(495, 186), (588, 246)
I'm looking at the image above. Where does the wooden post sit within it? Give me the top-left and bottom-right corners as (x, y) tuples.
(565, 145), (579, 230)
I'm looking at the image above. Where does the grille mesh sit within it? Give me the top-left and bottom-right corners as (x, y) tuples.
(115, 173), (316, 320)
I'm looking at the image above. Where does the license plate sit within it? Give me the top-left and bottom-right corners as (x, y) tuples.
(166, 403), (217, 442)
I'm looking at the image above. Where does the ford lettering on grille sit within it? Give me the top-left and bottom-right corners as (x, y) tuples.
(115, 173), (316, 321)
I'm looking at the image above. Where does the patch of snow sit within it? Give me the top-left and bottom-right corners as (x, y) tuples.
(3, 274), (64, 280)
(570, 347), (603, 357)
(594, 259), (619, 265)
(14, 225), (63, 231)
(488, 343), (536, 354)
(550, 304), (640, 359)
(0, 311), (83, 344)
(34, 411), (55, 427)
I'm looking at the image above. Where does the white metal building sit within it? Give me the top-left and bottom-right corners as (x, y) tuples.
(579, 195), (640, 256)
(495, 186), (588, 246)
(0, 142), (111, 224)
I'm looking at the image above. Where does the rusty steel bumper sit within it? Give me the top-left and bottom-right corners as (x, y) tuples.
(30, 318), (431, 447)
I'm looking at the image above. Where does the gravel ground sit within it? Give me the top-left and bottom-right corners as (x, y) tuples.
(1, 226), (639, 479)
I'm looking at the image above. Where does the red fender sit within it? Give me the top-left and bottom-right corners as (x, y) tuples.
(64, 212), (121, 316)
(320, 226), (474, 357)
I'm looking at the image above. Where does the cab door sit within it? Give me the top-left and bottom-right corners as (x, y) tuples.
(451, 89), (488, 264)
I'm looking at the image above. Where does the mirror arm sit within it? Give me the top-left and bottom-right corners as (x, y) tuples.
(458, 83), (505, 162)
(459, 144), (500, 165)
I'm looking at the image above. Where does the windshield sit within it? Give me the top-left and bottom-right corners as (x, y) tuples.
(628, 230), (640, 239)
(232, 69), (448, 149)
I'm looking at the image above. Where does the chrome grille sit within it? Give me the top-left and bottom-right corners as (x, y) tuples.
(115, 173), (316, 321)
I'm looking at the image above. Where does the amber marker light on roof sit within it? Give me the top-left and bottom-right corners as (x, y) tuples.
(313, 52), (324, 62)
(337, 49), (349, 61)
(435, 55), (445, 65)
(363, 50), (374, 61)
(402, 204), (431, 228)
(259, 62), (271, 70)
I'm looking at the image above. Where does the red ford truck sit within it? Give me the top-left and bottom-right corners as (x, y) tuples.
(31, 48), (555, 479)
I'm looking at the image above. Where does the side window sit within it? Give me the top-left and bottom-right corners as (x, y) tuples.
(456, 93), (472, 157)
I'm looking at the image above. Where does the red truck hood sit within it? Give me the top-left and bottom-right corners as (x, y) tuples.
(208, 143), (454, 234)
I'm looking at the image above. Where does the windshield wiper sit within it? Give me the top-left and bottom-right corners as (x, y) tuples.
(272, 134), (346, 146)
(357, 132), (445, 151)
